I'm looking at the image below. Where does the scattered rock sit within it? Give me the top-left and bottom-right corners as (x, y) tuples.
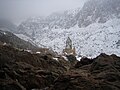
(74, 57), (94, 68)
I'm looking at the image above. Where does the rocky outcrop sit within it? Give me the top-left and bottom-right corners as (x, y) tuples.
(0, 45), (67, 90)
(74, 57), (94, 68)
(50, 75), (95, 90)
(49, 53), (120, 90)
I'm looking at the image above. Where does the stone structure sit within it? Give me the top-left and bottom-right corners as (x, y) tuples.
(63, 37), (76, 56)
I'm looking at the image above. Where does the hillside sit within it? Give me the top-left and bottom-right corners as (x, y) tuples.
(77, 0), (120, 27)
(0, 30), (38, 51)
(0, 45), (120, 90)
(17, 0), (120, 57)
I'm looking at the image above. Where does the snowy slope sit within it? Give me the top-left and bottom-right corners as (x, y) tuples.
(30, 18), (120, 57)
(17, 0), (120, 57)
(17, 18), (120, 58)
(17, 8), (81, 38)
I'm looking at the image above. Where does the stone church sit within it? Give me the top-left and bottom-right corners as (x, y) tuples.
(63, 37), (76, 56)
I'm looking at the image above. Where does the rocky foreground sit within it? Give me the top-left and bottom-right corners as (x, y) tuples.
(0, 45), (120, 90)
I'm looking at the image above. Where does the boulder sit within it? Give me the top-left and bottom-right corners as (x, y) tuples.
(75, 57), (94, 68)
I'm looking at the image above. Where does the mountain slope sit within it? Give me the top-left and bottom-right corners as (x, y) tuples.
(17, 0), (120, 57)
(18, 0), (120, 36)
(77, 0), (120, 27)
(0, 30), (38, 51)
(17, 8), (81, 37)
(33, 18), (120, 57)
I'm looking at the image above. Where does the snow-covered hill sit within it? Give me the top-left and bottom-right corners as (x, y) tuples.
(41, 18), (120, 56)
(17, 18), (120, 57)
(77, 0), (120, 27)
(17, 8), (81, 37)
(17, 0), (120, 57)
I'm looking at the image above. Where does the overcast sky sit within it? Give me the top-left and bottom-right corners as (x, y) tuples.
(0, 0), (87, 24)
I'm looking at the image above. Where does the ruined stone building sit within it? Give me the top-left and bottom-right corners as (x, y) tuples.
(63, 37), (76, 56)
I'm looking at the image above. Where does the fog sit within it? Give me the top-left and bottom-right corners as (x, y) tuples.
(0, 0), (87, 24)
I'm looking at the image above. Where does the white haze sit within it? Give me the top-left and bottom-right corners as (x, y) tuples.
(0, 0), (87, 24)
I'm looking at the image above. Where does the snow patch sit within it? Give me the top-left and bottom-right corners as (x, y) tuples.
(53, 57), (59, 61)
(24, 50), (32, 53)
(3, 43), (7, 46)
(36, 52), (41, 54)
(76, 56), (82, 61)
(3, 32), (6, 35)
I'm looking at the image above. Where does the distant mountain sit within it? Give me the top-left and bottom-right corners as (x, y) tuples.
(17, 8), (81, 37)
(17, 0), (120, 57)
(0, 30), (38, 51)
(77, 0), (120, 27)
(18, 0), (120, 37)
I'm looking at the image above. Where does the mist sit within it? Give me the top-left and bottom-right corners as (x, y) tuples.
(0, 0), (87, 24)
